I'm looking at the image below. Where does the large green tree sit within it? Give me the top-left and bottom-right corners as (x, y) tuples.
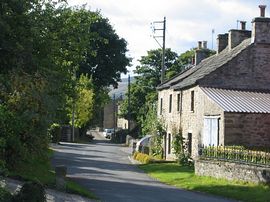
(0, 0), (130, 168)
(60, 6), (131, 127)
(135, 48), (180, 86)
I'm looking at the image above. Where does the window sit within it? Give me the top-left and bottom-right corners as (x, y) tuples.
(203, 117), (219, 146)
(188, 133), (192, 154)
(169, 94), (172, 113)
(177, 93), (180, 111)
(160, 98), (163, 115)
(191, 91), (194, 112)
(168, 133), (171, 154)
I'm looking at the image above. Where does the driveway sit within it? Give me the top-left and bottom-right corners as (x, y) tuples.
(51, 131), (235, 202)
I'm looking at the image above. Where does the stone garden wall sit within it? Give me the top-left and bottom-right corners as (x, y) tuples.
(195, 159), (270, 184)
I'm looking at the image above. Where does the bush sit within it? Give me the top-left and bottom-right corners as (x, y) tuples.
(133, 151), (139, 159)
(0, 105), (26, 169)
(13, 181), (46, 202)
(172, 127), (192, 166)
(133, 152), (152, 164)
(0, 187), (12, 202)
(48, 123), (61, 143)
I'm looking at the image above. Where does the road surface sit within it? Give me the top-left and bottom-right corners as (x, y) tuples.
(51, 131), (235, 202)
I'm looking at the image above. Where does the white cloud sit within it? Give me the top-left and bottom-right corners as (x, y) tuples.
(67, 0), (269, 76)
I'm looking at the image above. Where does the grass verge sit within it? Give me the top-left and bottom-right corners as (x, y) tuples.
(66, 179), (98, 200)
(8, 148), (98, 200)
(139, 163), (270, 202)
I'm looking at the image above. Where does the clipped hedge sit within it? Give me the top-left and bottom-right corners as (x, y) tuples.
(133, 152), (152, 164)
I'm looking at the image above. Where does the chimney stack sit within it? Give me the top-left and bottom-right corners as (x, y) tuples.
(195, 41), (208, 65)
(228, 29), (251, 50)
(228, 20), (251, 50)
(217, 34), (228, 53)
(259, 5), (266, 17)
(251, 5), (270, 44)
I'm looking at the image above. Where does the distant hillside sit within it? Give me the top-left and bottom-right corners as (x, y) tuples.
(109, 76), (135, 99)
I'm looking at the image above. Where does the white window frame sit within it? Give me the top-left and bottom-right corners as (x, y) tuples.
(203, 116), (220, 146)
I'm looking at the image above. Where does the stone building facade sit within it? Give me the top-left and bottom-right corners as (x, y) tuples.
(103, 101), (116, 129)
(103, 99), (136, 131)
(157, 6), (270, 159)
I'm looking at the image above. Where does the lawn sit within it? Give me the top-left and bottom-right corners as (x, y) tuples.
(8, 149), (98, 200)
(139, 163), (270, 202)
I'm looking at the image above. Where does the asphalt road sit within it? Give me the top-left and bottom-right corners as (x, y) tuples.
(51, 131), (235, 202)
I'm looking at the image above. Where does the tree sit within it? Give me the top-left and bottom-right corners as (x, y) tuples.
(67, 74), (94, 129)
(135, 48), (180, 86)
(60, 7), (131, 127)
(119, 48), (180, 136)
(77, 9), (131, 88)
(0, 1), (130, 168)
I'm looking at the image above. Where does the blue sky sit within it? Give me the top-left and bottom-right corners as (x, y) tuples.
(68, 0), (269, 77)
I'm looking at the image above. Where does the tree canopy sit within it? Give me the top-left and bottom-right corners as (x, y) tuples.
(0, 0), (130, 169)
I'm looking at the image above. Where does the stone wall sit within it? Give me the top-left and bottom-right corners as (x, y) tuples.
(195, 159), (270, 184)
(224, 112), (270, 147)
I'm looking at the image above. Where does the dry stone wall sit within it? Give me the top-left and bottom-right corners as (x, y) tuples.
(195, 159), (270, 184)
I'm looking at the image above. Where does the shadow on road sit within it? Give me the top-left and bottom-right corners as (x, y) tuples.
(69, 176), (235, 202)
(51, 142), (234, 202)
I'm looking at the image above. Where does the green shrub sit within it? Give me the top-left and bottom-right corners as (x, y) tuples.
(0, 105), (27, 169)
(13, 181), (46, 202)
(172, 127), (191, 166)
(49, 123), (61, 143)
(0, 187), (12, 202)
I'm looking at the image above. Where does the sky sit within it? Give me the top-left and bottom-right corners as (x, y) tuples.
(67, 0), (269, 78)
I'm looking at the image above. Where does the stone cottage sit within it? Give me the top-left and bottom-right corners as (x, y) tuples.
(157, 5), (270, 159)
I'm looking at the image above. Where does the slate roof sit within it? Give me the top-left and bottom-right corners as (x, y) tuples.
(157, 38), (252, 90)
(201, 87), (270, 113)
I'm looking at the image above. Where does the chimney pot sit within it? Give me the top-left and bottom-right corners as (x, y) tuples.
(259, 5), (266, 17)
(198, 41), (202, 49)
(191, 57), (195, 65)
(240, 21), (246, 30)
(202, 41), (207, 49)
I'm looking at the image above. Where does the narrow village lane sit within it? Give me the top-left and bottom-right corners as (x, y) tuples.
(51, 131), (235, 202)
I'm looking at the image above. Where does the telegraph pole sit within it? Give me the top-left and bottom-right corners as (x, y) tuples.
(211, 29), (215, 50)
(128, 74), (131, 132)
(113, 93), (116, 136)
(151, 17), (166, 83)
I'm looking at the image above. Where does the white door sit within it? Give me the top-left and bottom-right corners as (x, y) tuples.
(203, 117), (219, 146)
